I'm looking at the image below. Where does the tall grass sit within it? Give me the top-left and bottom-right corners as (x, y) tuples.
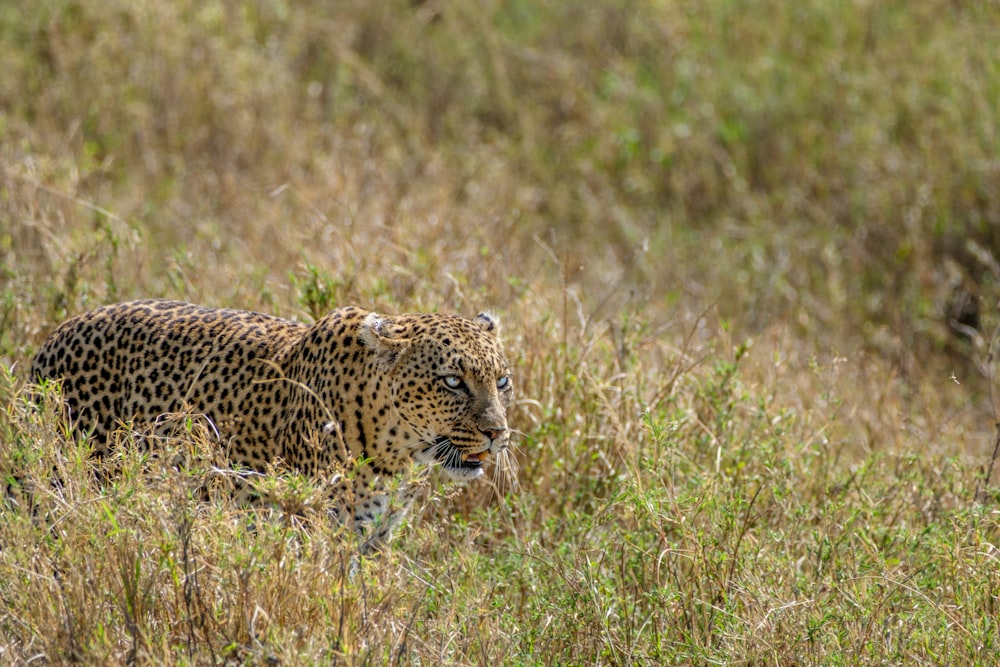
(2, 0), (1000, 663)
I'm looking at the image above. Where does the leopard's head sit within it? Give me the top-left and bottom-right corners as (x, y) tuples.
(360, 311), (512, 481)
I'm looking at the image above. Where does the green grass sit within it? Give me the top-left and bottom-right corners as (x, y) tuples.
(3, 0), (1000, 663)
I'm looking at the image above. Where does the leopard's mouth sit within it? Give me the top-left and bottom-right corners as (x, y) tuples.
(459, 449), (490, 468)
(430, 437), (490, 472)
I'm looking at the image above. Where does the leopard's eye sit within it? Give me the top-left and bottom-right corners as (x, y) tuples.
(497, 376), (511, 390)
(443, 375), (464, 390)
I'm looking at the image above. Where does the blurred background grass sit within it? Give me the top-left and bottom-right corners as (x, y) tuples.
(2, 0), (1000, 663)
(3, 1), (999, 369)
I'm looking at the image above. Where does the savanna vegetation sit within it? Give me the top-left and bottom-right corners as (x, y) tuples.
(2, 0), (1000, 663)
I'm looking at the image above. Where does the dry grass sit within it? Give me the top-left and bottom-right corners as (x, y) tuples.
(3, 0), (1000, 663)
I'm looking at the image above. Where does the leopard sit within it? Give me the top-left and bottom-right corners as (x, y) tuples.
(30, 299), (513, 549)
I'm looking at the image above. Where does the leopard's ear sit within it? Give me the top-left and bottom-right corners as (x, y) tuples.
(359, 313), (410, 368)
(475, 312), (501, 336)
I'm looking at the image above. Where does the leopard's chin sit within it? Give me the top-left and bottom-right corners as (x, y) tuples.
(443, 462), (485, 481)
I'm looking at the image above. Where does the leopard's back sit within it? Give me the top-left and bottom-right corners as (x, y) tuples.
(30, 299), (305, 464)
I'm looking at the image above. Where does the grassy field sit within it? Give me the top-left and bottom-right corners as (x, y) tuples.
(3, 0), (1000, 663)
